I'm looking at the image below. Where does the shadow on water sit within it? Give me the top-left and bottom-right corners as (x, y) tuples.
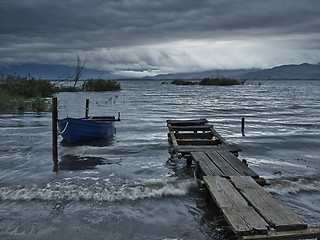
(59, 154), (115, 171)
(59, 135), (115, 147)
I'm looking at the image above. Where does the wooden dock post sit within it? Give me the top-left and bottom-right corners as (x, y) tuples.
(52, 97), (58, 171)
(241, 117), (245, 136)
(85, 99), (89, 117)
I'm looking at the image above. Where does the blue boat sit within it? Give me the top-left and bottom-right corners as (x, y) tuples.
(58, 116), (119, 144)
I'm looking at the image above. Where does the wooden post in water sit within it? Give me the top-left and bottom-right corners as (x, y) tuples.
(52, 97), (58, 171)
(241, 117), (245, 136)
(85, 99), (89, 117)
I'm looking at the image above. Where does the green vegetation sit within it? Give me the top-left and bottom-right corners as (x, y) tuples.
(82, 79), (121, 91)
(171, 77), (245, 86)
(171, 79), (198, 85)
(0, 89), (50, 112)
(1, 74), (55, 98)
(0, 74), (121, 113)
(0, 74), (52, 112)
(199, 77), (245, 86)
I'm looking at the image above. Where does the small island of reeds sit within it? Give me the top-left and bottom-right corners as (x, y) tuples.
(171, 79), (198, 85)
(171, 77), (245, 86)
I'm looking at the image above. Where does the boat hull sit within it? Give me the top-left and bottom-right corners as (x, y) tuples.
(58, 117), (115, 144)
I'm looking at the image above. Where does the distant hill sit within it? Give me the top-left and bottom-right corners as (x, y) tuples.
(145, 69), (258, 80)
(1, 62), (319, 81)
(237, 63), (320, 80)
(0, 63), (119, 80)
(147, 63), (320, 80)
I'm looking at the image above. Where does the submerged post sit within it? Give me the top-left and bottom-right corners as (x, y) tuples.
(85, 99), (89, 117)
(52, 97), (58, 170)
(241, 117), (245, 136)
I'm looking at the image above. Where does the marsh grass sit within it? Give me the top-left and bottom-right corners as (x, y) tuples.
(0, 74), (122, 112)
(0, 89), (49, 112)
(171, 78), (245, 86)
(199, 77), (245, 86)
(171, 79), (198, 85)
(82, 79), (121, 91)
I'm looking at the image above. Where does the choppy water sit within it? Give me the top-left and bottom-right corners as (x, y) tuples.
(0, 80), (320, 239)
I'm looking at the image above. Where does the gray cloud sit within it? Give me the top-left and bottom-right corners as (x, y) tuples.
(1, 0), (320, 76)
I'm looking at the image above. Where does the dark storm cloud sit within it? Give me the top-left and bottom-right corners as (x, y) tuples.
(1, 0), (320, 75)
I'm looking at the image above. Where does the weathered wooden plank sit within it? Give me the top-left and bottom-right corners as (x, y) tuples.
(168, 131), (178, 147)
(205, 151), (240, 176)
(210, 128), (229, 145)
(204, 176), (268, 235)
(175, 132), (214, 139)
(230, 176), (307, 231)
(175, 144), (241, 154)
(167, 119), (208, 126)
(241, 227), (320, 240)
(177, 139), (220, 145)
(217, 151), (259, 179)
(191, 152), (225, 176)
(169, 125), (213, 132)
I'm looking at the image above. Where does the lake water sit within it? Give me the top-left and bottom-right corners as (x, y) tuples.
(0, 80), (320, 239)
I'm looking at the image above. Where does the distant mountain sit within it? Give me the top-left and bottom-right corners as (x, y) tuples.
(148, 63), (320, 80)
(0, 63), (119, 80)
(237, 63), (320, 80)
(1, 62), (319, 81)
(145, 69), (258, 80)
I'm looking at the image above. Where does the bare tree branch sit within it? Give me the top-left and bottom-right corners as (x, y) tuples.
(73, 53), (87, 88)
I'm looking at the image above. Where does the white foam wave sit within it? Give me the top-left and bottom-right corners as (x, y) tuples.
(0, 180), (197, 202)
(266, 178), (320, 195)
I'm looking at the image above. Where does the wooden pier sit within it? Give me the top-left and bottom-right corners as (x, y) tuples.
(167, 119), (320, 240)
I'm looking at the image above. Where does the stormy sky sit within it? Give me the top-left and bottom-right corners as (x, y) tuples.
(1, 0), (320, 77)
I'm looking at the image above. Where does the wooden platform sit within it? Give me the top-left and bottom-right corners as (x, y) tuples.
(167, 119), (240, 157)
(166, 119), (320, 240)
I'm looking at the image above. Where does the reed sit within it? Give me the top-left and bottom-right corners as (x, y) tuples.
(82, 79), (121, 91)
(0, 74), (121, 112)
(0, 89), (49, 112)
(171, 79), (198, 85)
(199, 77), (245, 86)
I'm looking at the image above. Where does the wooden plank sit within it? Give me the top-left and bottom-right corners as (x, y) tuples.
(230, 176), (307, 231)
(167, 119), (208, 126)
(210, 128), (229, 145)
(169, 125), (213, 132)
(191, 152), (225, 176)
(175, 144), (241, 154)
(241, 227), (320, 240)
(168, 131), (179, 148)
(177, 139), (219, 145)
(205, 151), (240, 176)
(217, 151), (259, 179)
(174, 132), (214, 139)
(204, 176), (268, 235)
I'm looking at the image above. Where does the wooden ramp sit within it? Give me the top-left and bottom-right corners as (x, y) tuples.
(166, 119), (320, 240)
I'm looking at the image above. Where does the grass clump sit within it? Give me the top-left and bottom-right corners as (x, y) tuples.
(171, 77), (245, 86)
(82, 79), (121, 92)
(0, 74), (52, 112)
(0, 74), (122, 112)
(1, 74), (55, 98)
(0, 88), (49, 112)
(199, 77), (245, 86)
(171, 79), (198, 85)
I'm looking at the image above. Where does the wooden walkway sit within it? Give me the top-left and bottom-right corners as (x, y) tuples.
(167, 119), (320, 240)
(167, 119), (240, 157)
